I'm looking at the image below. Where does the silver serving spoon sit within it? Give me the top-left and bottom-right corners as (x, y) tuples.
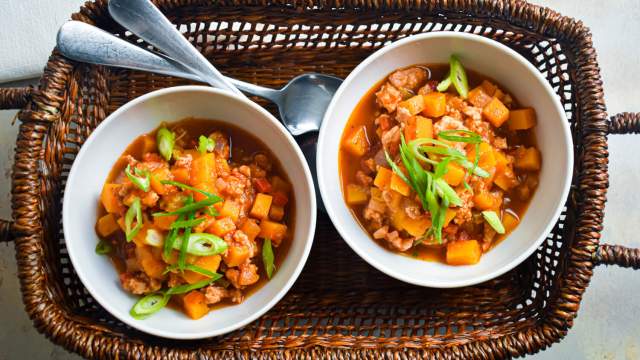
(107, 0), (342, 136)
(56, 21), (341, 136)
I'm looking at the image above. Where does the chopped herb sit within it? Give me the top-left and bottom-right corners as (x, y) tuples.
(124, 197), (143, 242)
(166, 277), (220, 296)
(163, 263), (218, 278)
(169, 217), (205, 229)
(130, 293), (170, 320)
(482, 210), (506, 234)
(156, 127), (175, 161)
(262, 238), (275, 279)
(152, 196), (222, 217)
(436, 72), (452, 92)
(95, 240), (112, 255)
(171, 233), (228, 256)
(450, 55), (469, 98)
(198, 135), (215, 154)
(125, 164), (150, 192)
(160, 180), (217, 199)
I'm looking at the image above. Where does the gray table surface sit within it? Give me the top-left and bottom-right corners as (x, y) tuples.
(0, 0), (639, 359)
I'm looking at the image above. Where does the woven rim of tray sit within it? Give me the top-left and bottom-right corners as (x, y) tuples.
(8, 0), (609, 358)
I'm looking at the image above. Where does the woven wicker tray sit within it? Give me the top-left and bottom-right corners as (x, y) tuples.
(2, 0), (639, 358)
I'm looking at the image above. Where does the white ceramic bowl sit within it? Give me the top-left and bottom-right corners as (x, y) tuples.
(317, 32), (573, 288)
(63, 86), (316, 339)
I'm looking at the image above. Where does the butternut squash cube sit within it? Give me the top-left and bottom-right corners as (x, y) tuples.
(502, 212), (520, 233)
(482, 97), (510, 127)
(415, 116), (433, 139)
(220, 200), (241, 221)
(182, 255), (221, 284)
(473, 191), (496, 211)
(442, 162), (465, 187)
(259, 220), (287, 246)
(390, 173), (411, 196)
(240, 219), (261, 241)
(183, 291), (209, 320)
(345, 184), (369, 205)
(514, 147), (541, 171)
(480, 80), (497, 96)
(508, 108), (537, 130)
(446, 240), (482, 265)
(100, 183), (124, 214)
(398, 95), (425, 116)
(250, 193), (273, 219)
(373, 167), (393, 189)
(468, 86), (492, 108)
(223, 245), (250, 267)
(269, 205), (285, 221)
(444, 208), (457, 227)
(208, 217), (236, 237)
(97, 213), (119, 237)
(343, 126), (370, 156)
(399, 215), (431, 237)
(190, 153), (216, 186)
(421, 92), (446, 118)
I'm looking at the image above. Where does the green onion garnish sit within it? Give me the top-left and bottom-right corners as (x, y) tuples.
(156, 127), (175, 161)
(125, 197), (143, 242)
(95, 240), (112, 255)
(482, 210), (506, 234)
(160, 180), (217, 199)
(125, 165), (150, 192)
(152, 196), (222, 217)
(165, 277), (220, 296)
(169, 217), (205, 229)
(262, 238), (275, 279)
(178, 210), (196, 270)
(438, 129), (482, 144)
(198, 135), (215, 154)
(436, 72), (452, 92)
(172, 233), (228, 256)
(130, 293), (170, 320)
(163, 263), (218, 278)
(450, 55), (469, 98)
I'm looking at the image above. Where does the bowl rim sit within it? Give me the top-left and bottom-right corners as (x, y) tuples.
(316, 31), (573, 288)
(62, 85), (317, 339)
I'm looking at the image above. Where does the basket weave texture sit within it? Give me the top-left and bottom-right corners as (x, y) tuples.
(1, 0), (639, 359)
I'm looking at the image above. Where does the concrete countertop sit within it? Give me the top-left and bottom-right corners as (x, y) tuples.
(0, 0), (638, 358)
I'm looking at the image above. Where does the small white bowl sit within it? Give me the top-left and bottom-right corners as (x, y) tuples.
(317, 32), (573, 288)
(63, 86), (316, 339)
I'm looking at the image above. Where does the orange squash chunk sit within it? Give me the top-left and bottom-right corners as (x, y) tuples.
(223, 246), (250, 267)
(468, 86), (492, 108)
(374, 167), (393, 189)
(250, 193), (273, 219)
(446, 240), (482, 265)
(208, 217), (236, 237)
(390, 172), (411, 196)
(182, 255), (221, 284)
(346, 184), (368, 205)
(415, 116), (433, 139)
(398, 95), (425, 116)
(343, 126), (370, 157)
(220, 200), (241, 221)
(101, 183), (124, 214)
(97, 213), (119, 237)
(482, 97), (510, 127)
(183, 291), (209, 320)
(240, 219), (261, 241)
(190, 153), (216, 186)
(508, 108), (537, 130)
(421, 92), (446, 118)
(259, 220), (287, 246)
(442, 162), (465, 186)
(514, 147), (541, 171)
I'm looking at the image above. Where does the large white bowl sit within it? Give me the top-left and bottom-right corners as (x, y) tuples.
(63, 86), (316, 339)
(317, 32), (573, 288)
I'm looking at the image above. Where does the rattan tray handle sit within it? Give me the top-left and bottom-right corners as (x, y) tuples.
(593, 112), (640, 269)
(0, 86), (32, 243)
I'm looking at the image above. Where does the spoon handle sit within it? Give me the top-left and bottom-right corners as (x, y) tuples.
(57, 21), (280, 101)
(108, 0), (243, 96)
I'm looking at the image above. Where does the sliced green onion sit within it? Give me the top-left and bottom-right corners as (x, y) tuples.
(178, 211), (196, 270)
(130, 293), (170, 320)
(145, 229), (164, 247)
(262, 238), (275, 279)
(434, 157), (452, 179)
(434, 178), (462, 207)
(163, 263), (219, 278)
(125, 165), (150, 192)
(450, 55), (469, 98)
(198, 135), (215, 154)
(125, 198), (142, 242)
(204, 206), (219, 217)
(438, 130), (482, 144)
(482, 211), (506, 234)
(436, 72), (452, 92)
(470, 142), (480, 181)
(163, 227), (180, 258)
(156, 127), (175, 161)
(95, 240), (112, 255)
(169, 218), (205, 229)
(172, 233), (228, 256)
(153, 197), (222, 217)
(161, 180), (217, 199)
(166, 277), (220, 296)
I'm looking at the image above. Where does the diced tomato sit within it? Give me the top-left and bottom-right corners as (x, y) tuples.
(254, 177), (272, 193)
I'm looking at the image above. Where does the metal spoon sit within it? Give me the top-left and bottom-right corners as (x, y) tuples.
(108, 0), (342, 136)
